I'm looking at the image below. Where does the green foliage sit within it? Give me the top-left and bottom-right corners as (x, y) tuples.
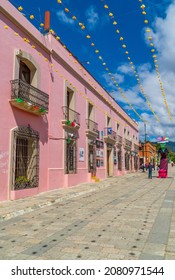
(168, 150), (175, 163)
(15, 176), (30, 183)
(155, 143), (161, 151)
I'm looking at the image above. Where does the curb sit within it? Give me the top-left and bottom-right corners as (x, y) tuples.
(0, 172), (143, 222)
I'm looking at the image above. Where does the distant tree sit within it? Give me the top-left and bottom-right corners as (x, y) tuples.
(168, 149), (175, 162)
(155, 143), (161, 151)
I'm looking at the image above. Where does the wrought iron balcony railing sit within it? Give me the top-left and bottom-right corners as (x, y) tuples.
(134, 144), (139, 152)
(125, 139), (132, 148)
(62, 106), (80, 125)
(86, 119), (98, 133)
(117, 135), (123, 145)
(104, 127), (117, 141)
(10, 79), (49, 112)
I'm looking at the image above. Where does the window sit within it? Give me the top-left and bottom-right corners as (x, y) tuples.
(125, 153), (130, 170)
(66, 140), (77, 174)
(88, 102), (94, 120)
(107, 116), (111, 127)
(67, 89), (74, 109)
(11, 126), (39, 190)
(64, 87), (77, 122)
(15, 50), (38, 88)
(118, 150), (122, 171)
(19, 61), (31, 84)
(134, 156), (138, 170)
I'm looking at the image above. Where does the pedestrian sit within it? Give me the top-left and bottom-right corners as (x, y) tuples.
(148, 162), (153, 179)
(153, 163), (155, 171)
(145, 163), (148, 171)
(141, 163), (145, 172)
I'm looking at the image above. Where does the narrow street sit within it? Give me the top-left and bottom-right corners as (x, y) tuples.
(0, 166), (175, 260)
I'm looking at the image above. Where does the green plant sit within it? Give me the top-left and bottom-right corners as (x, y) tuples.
(15, 176), (30, 183)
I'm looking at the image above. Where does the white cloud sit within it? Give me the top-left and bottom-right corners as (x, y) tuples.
(85, 5), (99, 30)
(102, 71), (125, 87)
(111, 1), (175, 141)
(117, 64), (133, 75)
(56, 10), (74, 24)
(139, 0), (175, 141)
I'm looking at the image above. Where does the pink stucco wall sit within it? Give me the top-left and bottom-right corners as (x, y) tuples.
(0, 0), (139, 201)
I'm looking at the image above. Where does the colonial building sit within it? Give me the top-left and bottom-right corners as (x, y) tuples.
(139, 142), (157, 166)
(0, 0), (139, 201)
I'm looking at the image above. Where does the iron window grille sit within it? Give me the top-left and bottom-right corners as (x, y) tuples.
(125, 153), (130, 170)
(118, 150), (122, 171)
(134, 156), (138, 170)
(88, 143), (96, 175)
(10, 79), (49, 111)
(11, 125), (39, 190)
(65, 140), (77, 174)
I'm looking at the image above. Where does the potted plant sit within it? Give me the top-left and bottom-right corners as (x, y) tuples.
(15, 176), (31, 189)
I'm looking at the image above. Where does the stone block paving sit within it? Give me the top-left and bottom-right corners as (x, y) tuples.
(0, 166), (175, 260)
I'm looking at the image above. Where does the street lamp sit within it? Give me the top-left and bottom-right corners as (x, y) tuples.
(144, 123), (147, 165)
(144, 123), (147, 143)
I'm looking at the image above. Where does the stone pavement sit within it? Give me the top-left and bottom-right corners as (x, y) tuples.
(0, 165), (175, 260)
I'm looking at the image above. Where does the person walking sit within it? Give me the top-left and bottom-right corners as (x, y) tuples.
(145, 163), (148, 171)
(141, 163), (145, 172)
(148, 162), (153, 179)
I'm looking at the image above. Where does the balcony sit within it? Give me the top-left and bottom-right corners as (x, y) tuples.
(117, 135), (123, 146)
(62, 106), (80, 130)
(85, 119), (98, 139)
(134, 144), (139, 152)
(104, 127), (117, 145)
(10, 79), (49, 115)
(124, 139), (132, 150)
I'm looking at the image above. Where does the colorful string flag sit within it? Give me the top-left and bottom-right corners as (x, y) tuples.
(138, 0), (172, 121)
(67, 138), (71, 144)
(16, 98), (23, 103)
(18, 6), (23, 11)
(6, 0), (140, 126)
(71, 122), (75, 127)
(157, 136), (169, 143)
(66, 120), (71, 125)
(54, 0), (144, 123)
(101, 0), (160, 123)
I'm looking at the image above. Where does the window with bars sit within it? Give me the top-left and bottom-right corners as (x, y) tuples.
(118, 150), (122, 171)
(134, 156), (138, 170)
(11, 126), (39, 190)
(65, 140), (77, 174)
(125, 153), (130, 171)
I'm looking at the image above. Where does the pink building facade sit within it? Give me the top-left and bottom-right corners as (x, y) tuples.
(0, 0), (139, 201)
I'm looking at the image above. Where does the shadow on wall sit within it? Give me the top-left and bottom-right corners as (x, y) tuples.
(11, 106), (48, 145)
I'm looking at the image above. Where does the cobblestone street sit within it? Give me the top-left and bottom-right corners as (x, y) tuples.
(0, 166), (175, 260)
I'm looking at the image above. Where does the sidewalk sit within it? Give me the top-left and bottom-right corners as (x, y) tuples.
(0, 172), (143, 222)
(0, 167), (175, 260)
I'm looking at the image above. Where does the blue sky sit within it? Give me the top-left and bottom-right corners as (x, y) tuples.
(9, 0), (175, 141)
